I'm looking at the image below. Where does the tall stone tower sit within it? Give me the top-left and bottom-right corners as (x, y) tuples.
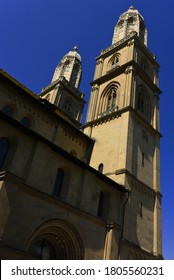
(40, 46), (85, 126)
(84, 6), (162, 259)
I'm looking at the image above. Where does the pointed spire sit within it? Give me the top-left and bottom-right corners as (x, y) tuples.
(112, 6), (147, 46)
(73, 45), (78, 51)
(129, 5), (135, 10)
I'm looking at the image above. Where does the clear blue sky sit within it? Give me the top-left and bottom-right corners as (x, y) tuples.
(0, 0), (173, 260)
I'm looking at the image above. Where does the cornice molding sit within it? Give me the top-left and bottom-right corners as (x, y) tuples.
(115, 168), (162, 198)
(95, 33), (159, 67)
(90, 60), (161, 94)
(83, 106), (162, 138)
(0, 170), (123, 227)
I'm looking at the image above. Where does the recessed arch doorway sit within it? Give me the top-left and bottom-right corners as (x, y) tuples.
(27, 220), (84, 260)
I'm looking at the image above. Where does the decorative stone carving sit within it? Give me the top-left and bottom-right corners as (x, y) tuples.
(127, 39), (135, 47)
(96, 59), (103, 65)
(125, 65), (136, 74)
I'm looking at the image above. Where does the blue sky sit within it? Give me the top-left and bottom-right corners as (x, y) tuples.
(0, 0), (173, 260)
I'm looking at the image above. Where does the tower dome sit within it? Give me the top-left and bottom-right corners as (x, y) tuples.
(52, 46), (82, 89)
(66, 45), (81, 62)
(112, 6), (147, 46)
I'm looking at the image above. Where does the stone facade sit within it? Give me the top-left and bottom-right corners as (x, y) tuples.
(0, 6), (162, 260)
(84, 6), (162, 259)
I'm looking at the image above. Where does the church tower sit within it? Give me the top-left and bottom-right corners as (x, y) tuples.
(39, 46), (85, 126)
(84, 6), (162, 259)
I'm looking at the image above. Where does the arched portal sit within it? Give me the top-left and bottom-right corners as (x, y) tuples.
(27, 220), (84, 260)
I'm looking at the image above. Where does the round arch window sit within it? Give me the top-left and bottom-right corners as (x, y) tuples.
(2, 105), (13, 116)
(21, 117), (31, 128)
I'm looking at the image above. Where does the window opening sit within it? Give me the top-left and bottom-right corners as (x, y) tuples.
(64, 100), (71, 112)
(98, 163), (104, 173)
(140, 202), (143, 218)
(107, 89), (117, 110)
(0, 137), (10, 170)
(53, 168), (64, 197)
(21, 117), (31, 128)
(2, 105), (13, 116)
(142, 152), (145, 167)
(97, 191), (104, 217)
(111, 57), (119, 69)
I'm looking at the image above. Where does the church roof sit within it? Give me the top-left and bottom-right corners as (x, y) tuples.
(119, 5), (144, 21)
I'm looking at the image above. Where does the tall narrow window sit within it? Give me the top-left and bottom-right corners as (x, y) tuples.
(98, 83), (119, 116)
(140, 21), (145, 42)
(98, 163), (104, 173)
(137, 88), (151, 122)
(0, 137), (10, 170)
(107, 95), (112, 110)
(53, 168), (64, 197)
(97, 191), (104, 217)
(70, 63), (80, 87)
(63, 100), (71, 113)
(142, 152), (145, 167)
(111, 57), (119, 69)
(112, 92), (116, 108)
(140, 202), (143, 218)
(138, 93), (144, 114)
(107, 89), (117, 110)
(108, 54), (120, 71)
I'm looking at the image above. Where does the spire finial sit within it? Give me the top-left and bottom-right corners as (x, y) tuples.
(73, 45), (78, 51)
(129, 5), (135, 10)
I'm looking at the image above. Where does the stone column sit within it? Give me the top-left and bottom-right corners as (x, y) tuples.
(153, 193), (162, 257)
(94, 59), (103, 80)
(86, 85), (99, 122)
(103, 223), (114, 260)
(124, 65), (136, 108)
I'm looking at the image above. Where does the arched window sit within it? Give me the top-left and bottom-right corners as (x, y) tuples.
(63, 99), (72, 113)
(138, 93), (144, 114)
(21, 117), (31, 128)
(98, 163), (104, 173)
(140, 21), (145, 42)
(53, 168), (64, 197)
(108, 53), (120, 71)
(127, 16), (135, 34)
(98, 83), (119, 117)
(107, 88), (117, 110)
(97, 191), (104, 217)
(111, 56), (119, 69)
(140, 57), (148, 73)
(65, 59), (70, 66)
(142, 152), (145, 167)
(136, 87), (151, 122)
(128, 16), (134, 25)
(2, 105), (13, 116)
(140, 202), (143, 218)
(70, 63), (80, 87)
(0, 137), (10, 170)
